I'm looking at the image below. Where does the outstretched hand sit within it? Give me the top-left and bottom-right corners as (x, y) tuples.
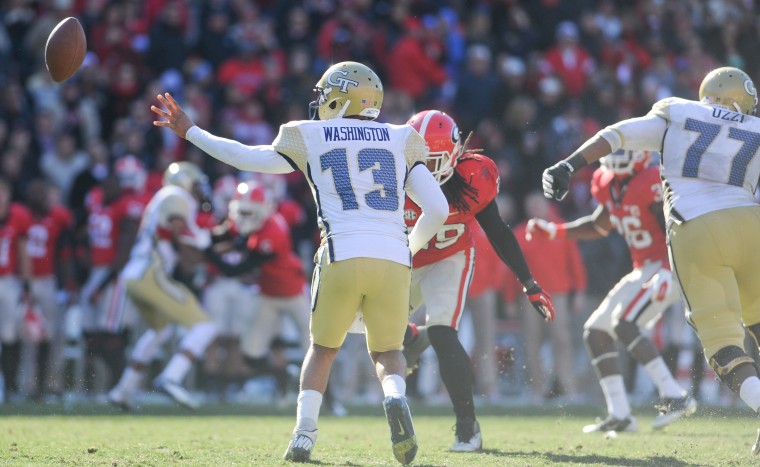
(524, 283), (556, 323)
(151, 92), (195, 139)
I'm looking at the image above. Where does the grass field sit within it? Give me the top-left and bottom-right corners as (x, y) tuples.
(0, 403), (757, 466)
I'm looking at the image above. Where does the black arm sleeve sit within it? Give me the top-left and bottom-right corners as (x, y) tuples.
(204, 247), (273, 277)
(474, 199), (534, 286)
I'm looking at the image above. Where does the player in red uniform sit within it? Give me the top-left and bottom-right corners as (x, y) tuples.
(401, 110), (555, 452)
(24, 179), (74, 400)
(527, 150), (697, 433)
(81, 157), (150, 392)
(204, 180), (310, 401)
(0, 177), (32, 402)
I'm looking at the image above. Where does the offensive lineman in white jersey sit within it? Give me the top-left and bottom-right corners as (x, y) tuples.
(542, 66), (760, 454)
(151, 61), (448, 465)
(108, 162), (218, 411)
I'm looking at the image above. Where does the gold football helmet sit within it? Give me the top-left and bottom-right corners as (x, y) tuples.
(310, 61), (383, 120)
(162, 161), (208, 192)
(699, 67), (758, 115)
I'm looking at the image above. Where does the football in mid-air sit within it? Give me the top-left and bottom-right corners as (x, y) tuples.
(44, 17), (86, 82)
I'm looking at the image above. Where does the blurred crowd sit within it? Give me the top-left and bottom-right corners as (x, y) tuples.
(1, 0), (757, 407)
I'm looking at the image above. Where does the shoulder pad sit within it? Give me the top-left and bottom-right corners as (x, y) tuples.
(405, 128), (427, 169)
(272, 124), (308, 172)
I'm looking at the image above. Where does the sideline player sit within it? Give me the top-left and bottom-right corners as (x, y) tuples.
(150, 61), (448, 464)
(204, 180), (309, 401)
(24, 179), (74, 400)
(528, 149), (696, 432)
(402, 110), (556, 452)
(542, 66), (760, 453)
(0, 177), (32, 402)
(107, 162), (218, 411)
(81, 157), (148, 391)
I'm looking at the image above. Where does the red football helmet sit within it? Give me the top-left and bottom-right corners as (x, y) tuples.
(407, 110), (463, 185)
(228, 181), (274, 235)
(600, 150), (651, 179)
(114, 155), (147, 192)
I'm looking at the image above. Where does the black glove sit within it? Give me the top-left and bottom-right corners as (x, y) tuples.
(542, 161), (575, 201)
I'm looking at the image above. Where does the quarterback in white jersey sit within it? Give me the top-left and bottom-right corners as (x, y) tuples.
(542, 66), (760, 453)
(108, 162), (218, 412)
(151, 61), (448, 465)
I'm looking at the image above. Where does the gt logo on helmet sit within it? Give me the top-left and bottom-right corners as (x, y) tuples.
(327, 71), (359, 94)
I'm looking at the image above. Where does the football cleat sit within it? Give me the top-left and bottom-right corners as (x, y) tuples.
(451, 419), (483, 452)
(402, 326), (430, 374)
(582, 415), (638, 433)
(155, 378), (199, 410)
(283, 428), (317, 462)
(383, 395), (418, 465)
(652, 394), (698, 429)
(107, 387), (135, 412)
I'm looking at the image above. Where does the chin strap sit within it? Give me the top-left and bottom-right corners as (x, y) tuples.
(336, 100), (351, 118)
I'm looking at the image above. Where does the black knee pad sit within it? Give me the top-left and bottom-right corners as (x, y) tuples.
(708, 345), (757, 392)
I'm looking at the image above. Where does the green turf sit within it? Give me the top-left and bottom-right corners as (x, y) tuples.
(0, 404), (757, 466)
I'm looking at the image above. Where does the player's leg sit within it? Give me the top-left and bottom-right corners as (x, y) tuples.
(200, 278), (232, 395)
(98, 278), (131, 389)
(30, 276), (62, 399)
(670, 209), (760, 452)
(361, 258), (417, 465)
(468, 290), (499, 400)
(285, 252), (361, 462)
(0, 276), (23, 402)
(242, 294), (294, 402)
(108, 319), (174, 411)
(401, 275), (429, 373)
(545, 293), (579, 399)
(521, 292), (547, 400)
(143, 268), (218, 409)
(418, 248), (481, 452)
(80, 266), (107, 392)
(611, 264), (694, 428)
(582, 277), (636, 433)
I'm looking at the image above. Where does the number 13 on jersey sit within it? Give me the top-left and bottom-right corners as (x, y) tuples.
(320, 148), (399, 211)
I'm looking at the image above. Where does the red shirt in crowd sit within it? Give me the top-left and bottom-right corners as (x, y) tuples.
(541, 45), (594, 97)
(387, 35), (447, 99)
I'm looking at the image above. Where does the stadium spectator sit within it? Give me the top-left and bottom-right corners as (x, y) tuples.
(539, 21), (595, 98)
(386, 18), (447, 104)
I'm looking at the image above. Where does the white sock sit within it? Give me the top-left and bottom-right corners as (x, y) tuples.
(740, 377), (760, 413)
(599, 375), (631, 419)
(381, 374), (406, 397)
(160, 353), (192, 383)
(644, 357), (685, 399)
(116, 366), (143, 394)
(296, 390), (323, 431)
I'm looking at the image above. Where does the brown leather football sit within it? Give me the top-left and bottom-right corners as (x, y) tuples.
(44, 17), (87, 82)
